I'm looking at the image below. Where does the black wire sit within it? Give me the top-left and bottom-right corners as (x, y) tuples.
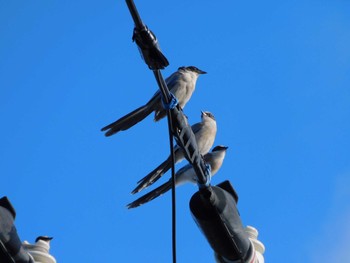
(166, 109), (177, 263)
(153, 70), (177, 263)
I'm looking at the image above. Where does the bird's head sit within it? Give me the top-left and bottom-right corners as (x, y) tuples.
(35, 236), (53, 243)
(212, 145), (229, 152)
(178, 66), (207, 75)
(201, 111), (216, 121)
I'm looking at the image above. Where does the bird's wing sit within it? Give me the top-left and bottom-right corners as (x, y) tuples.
(165, 71), (181, 89)
(175, 164), (197, 185)
(191, 122), (203, 134)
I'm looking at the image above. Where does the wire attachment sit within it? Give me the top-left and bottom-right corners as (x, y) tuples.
(162, 93), (179, 110)
(132, 26), (169, 70)
(197, 163), (212, 189)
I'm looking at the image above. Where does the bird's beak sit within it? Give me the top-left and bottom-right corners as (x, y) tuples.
(223, 146), (229, 150)
(201, 110), (206, 117)
(198, 69), (207, 74)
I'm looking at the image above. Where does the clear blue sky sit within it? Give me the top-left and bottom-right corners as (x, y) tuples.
(1, 1), (350, 262)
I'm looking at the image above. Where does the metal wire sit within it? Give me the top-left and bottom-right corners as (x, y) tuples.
(166, 110), (177, 263)
(153, 70), (177, 263)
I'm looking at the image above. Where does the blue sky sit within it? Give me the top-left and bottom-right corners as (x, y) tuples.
(1, 1), (350, 262)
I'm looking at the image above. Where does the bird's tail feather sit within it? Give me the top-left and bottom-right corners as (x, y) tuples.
(131, 157), (172, 194)
(127, 180), (172, 209)
(154, 109), (167, 122)
(101, 103), (154, 137)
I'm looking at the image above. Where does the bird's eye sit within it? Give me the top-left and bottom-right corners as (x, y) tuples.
(207, 113), (215, 120)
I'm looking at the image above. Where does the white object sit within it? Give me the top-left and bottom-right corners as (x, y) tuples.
(23, 238), (56, 263)
(245, 226), (265, 263)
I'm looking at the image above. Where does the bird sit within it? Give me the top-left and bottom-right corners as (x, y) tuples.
(101, 66), (207, 137)
(127, 145), (228, 209)
(22, 236), (54, 255)
(131, 111), (217, 194)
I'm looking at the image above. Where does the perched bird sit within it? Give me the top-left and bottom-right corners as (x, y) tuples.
(131, 111), (217, 194)
(23, 236), (53, 252)
(101, 66), (206, 137)
(22, 236), (55, 262)
(127, 145), (228, 209)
